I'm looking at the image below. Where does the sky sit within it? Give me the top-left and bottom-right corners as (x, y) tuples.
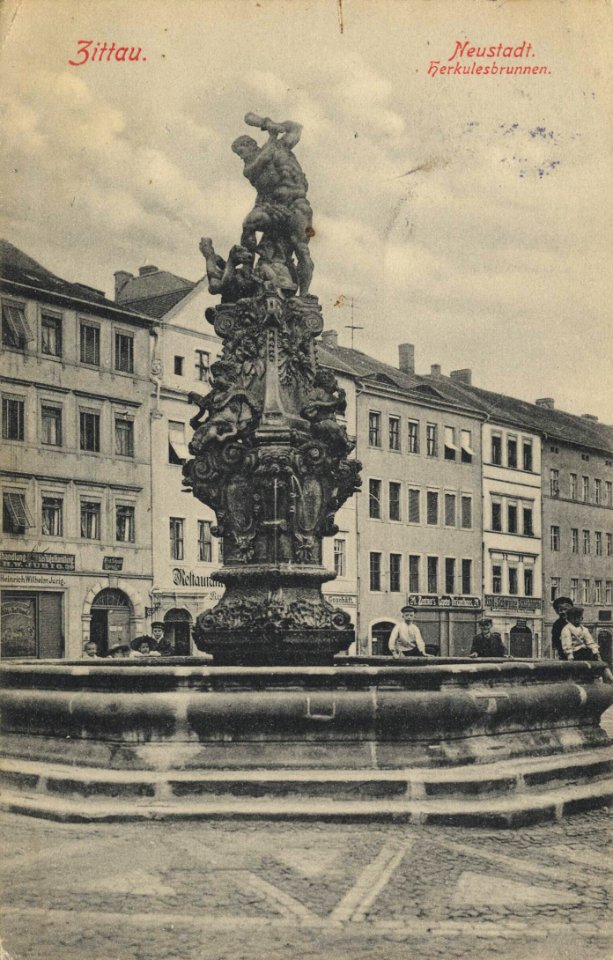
(1, 0), (612, 420)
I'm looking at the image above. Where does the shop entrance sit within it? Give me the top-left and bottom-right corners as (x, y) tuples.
(0, 591), (63, 658)
(370, 621), (395, 656)
(164, 608), (193, 656)
(90, 588), (132, 657)
(509, 621), (533, 658)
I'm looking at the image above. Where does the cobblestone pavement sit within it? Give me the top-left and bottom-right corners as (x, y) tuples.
(0, 804), (611, 960)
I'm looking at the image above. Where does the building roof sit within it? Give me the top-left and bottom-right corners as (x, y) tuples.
(116, 267), (196, 312)
(0, 239), (155, 327)
(119, 288), (196, 319)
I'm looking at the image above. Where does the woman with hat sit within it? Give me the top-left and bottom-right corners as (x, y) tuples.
(107, 640), (134, 658)
(130, 634), (162, 658)
(388, 605), (430, 658)
(470, 618), (506, 658)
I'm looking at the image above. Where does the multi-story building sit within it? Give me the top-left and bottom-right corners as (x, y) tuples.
(1, 241), (156, 657)
(320, 337), (484, 656)
(115, 262), (223, 653)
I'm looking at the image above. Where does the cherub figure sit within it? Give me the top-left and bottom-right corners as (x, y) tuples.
(188, 365), (260, 453)
(300, 369), (354, 457)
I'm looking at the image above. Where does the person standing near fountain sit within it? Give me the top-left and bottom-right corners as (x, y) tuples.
(470, 618), (506, 658)
(551, 595), (573, 659)
(388, 605), (429, 659)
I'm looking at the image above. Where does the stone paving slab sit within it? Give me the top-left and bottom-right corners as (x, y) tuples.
(0, 808), (611, 959)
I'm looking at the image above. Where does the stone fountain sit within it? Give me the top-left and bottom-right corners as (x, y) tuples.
(1, 114), (612, 825)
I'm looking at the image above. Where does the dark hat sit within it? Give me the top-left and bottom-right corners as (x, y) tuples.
(567, 606), (584, 619)
(108, 640), (131, 654)
(131, 635), (159, 652)
(552, 596), (573, 610)
(478, 617), (493, 626)
(151, 622), (164, 630)
(401, 605), (416, 614)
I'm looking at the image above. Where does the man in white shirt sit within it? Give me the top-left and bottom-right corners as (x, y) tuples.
(388, 606), (431, 658)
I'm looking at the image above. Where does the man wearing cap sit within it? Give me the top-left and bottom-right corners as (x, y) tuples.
(388, 606), (429, 658)
(551, 596), (573, 659)
(470, 618), (506, 658)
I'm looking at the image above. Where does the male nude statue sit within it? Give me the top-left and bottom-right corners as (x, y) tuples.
(231, 113), (314, 296)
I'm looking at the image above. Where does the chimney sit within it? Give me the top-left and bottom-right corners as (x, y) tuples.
(321, 330), (338, 349)
(139, 265), (158, 276)
(430, 363), (442, 377)
(114, 270), (133, 300)
(581, 414), (599, 422)
(450, 368), (472, 385)
(398, 342), (415, 374)
(535, 398), (555, 409)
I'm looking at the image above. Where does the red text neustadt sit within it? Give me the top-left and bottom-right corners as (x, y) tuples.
(68, 40), (146, 66)
(428, 40), (551, 77)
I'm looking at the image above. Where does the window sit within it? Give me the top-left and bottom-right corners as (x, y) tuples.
(491, 434), (502, 465)
(409, 555), (420, 593)
(42, 497), (63, 537)
(80, 411), (100, 452)
(3, 492), (32, 534)
(407, 420), (419, 453)
(444, 426), (457, 461)
(461, 495), (472, 529)
(550, 469), (560, 497)
(583, 529), (591, 554)
(445, 558), (455, 594)
(368, 412), (381, 447)
(570, 473), (578, 499)
(80, 322), (100, 365)
(2, 397), (24, 441)
(582, 579), (590, 604)
(550, 577), (560, 601)
(116, 505), (135, 543)
(606, 481), (612, 506)
(170, 518), (184, 560)
(114, 417), (134, 457)
(570, 579), (579, 604)
(571, 528), (579, 553)
(492, 565), (502, 594)
(427, 556), (438, 594)
(426, 423), (437, 457)
(608, 533), (613, 557)
(492, 500), (502, 531)
(522, 440), (533, 472)
(444, 493), (456, 527)
(550, 525), (560, 552)
(594, 580), (602, 604)
(594, 479), (602, 505)
(524, 568), (533, 597)
(460, 430), (474, 464)
(388, 416), (400, 451)
(388, 482), (401, 521)
(174, 356), (184, 376)
(41, 313), (62, 357)
(507, 502), (518, 534)
(461, 559), (472, 595)
(582, 476), (589, 502)
(606, 581), (613, 605)
(333, 538), (346, 577)
(389, 554), (401, 592)
(40, 405), (62, 446)
(508, 567), (519, 595)
(196, 350), (210, 382)
(198, 520), (213, 562)
(408, 488), (420, 524)
(168, 421), (189, 464)
(426, 490), (438, 525)
(595, 531), (602, 556)
(507, 437), (518, 469)
(80, 501), (100, 540)
(522, 507), (533, 536)
(368, 479), (382, 519)
(369, 552), (381, 591)
(2, 301), (32, 349)
(115, 331), (134, 373)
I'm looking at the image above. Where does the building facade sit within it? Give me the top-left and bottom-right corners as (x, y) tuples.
(1, 241), (156, 658)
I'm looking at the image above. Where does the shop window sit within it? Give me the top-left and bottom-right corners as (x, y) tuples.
(81, 501), (101, 540)
(116, 505), (135, 543)
(42, 497), (63, 537)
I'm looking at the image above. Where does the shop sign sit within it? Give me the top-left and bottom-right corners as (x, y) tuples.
(598, 610), (612, 622)
(0, 550), (75, 572)
(407, 594), (481, 610)
(172, 568), (223, 588)
(1, 574), (66, 587)
(326, 593), (357, 607)
(484, 595), (541, 612)
(103, 557), (124, 571)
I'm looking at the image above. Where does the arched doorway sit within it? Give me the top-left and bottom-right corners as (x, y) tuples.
(90, 588), (133, 656)
(598, 630), (612, 667)
(370, 620), (395, 657)
(509, 621), (533, 658)
(164, 608), (193, 656)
